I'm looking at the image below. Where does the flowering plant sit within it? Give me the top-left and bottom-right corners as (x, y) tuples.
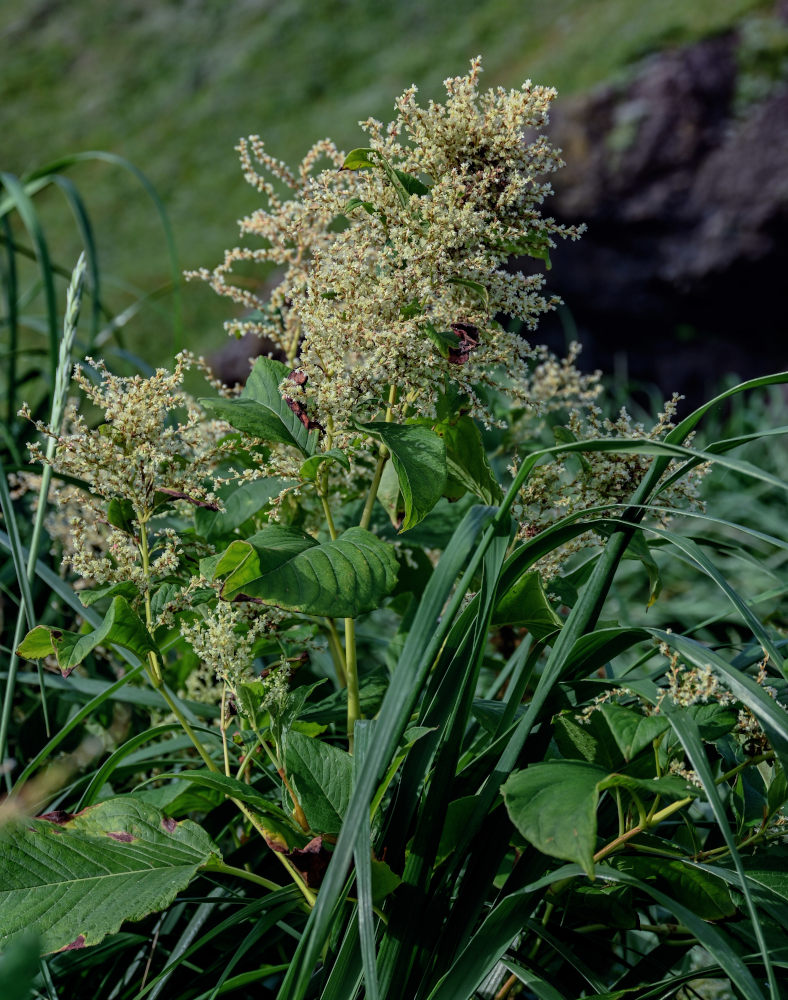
(3, 59), (788, 1000)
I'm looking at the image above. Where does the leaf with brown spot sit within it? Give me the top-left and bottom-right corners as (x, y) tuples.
(447, 322), (479, 365)
(0, 797), (220, 954)
(285, 835), (331, 888)
(37, 811), (76, 825)
(61, 935), (86, 952)
(200, 356), (318, 456)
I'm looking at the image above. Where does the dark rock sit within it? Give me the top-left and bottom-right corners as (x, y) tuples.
(209, 332), (285, 387)
(541, 23), (788, 400)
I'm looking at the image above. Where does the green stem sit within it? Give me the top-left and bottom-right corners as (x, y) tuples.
(594, 796), (693, 864)
(325, 618), (347, 688)
(359, 449), (389, 531)
(345, 384), (399, 752)
(320, 491), (338, 541)
(596, 752), (778, 865)
(220, 684), (231, 777)
(345, 616), (360, 754)
(614, 788), (625, 837)
(203, 859), (282, 894)
(359, 383), (397, 532)
(157, 682), (220, 773)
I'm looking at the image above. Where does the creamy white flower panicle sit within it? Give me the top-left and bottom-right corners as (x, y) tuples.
(181, 600), (277, 693)
(19, 353), (235, 594)
(289, 57), (582, 429)
(185, 137), (354, 363)
(22, 353), (226, 519)
(193, 57), (581, 432)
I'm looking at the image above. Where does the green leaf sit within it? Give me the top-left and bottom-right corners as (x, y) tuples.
(360, 421), (446, 531)
(194, 477), (286, 539)
(553, 712), (623, 770)
(502, 760), (607, 877)
(215, 525), (398, 617)
(342, 148), (376, 171)
(302, 669), (388, 726)
(599, 703), (670, 762)
(106, 497), (137, 535)
(599, 773), (702, 801)
(78, 581), (139, 608)
(0, 798), (220, 953)
(738, 847), (788, 904)
(299, 448), (350, 482)
(376, 459), (404, 528)
(423, 322), (458, 360)
(446, 275), (489, 309)
(344, 197), (377, 216)
(285, 731), (353, 835)
(436, 796), (479, 864)
(492, 570), (562, 639)
(138, 770), (306, 852)
(392, 168), (429, 197)
(501, 960), (567, 1000)
(370, 860), (401, 903)
(689, 702), (739, 742)
(17, 596), (157, 674)
(200, 357), (315, 455)
(622, 530), (662, 607)
(433, 415), (502, 504)
(612, 857), (735, 921)
(493, 231), (553, 269)
(767, 763), (788, 818)
(212, 526), (316, 587)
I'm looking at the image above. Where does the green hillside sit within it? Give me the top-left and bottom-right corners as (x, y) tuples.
(1, 0), (771, 359)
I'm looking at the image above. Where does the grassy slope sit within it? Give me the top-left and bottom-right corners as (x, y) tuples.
(1, 0), (771, 360)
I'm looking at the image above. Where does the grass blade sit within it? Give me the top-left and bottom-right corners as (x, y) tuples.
(353, 720), (379, 1000)
(0, 172), (58, 380)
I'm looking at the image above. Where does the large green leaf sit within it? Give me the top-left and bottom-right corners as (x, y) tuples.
(491, 570), (562, 639)
(194, 476), (287, 539)
(502, 760), (700, 879)
(16, 596), (157, 675)
(0, 798), (220, 953)
(433, 414), (502, 505)
(215, 525), (398, 617)
(200, 356), (316, 455)
(285, 731), (353, 835)
(361, 421), (446, 531)
(502, 760), (607, 876)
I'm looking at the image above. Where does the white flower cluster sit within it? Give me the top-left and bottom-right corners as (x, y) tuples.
(19, 353), (235, 594)
(181, 599), (276, 693)
(185, 136), (353, 365)
(193, 57), (581, 433)
(511, 394), (708, 578)
(21, 353), (227, 518)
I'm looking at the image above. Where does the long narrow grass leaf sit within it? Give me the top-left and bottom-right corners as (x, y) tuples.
(0, 172), (58, 379)
(353, 720), (379, 1000)
(24, 153), (182, 350)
